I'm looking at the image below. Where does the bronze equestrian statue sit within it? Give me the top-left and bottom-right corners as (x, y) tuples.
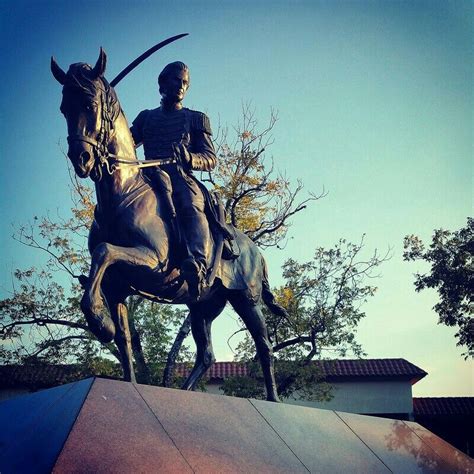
(51, 49), (286, 402)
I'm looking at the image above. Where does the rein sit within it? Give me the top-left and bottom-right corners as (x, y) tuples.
(108, 156), (177, 172)
(67, 78), (177, 176)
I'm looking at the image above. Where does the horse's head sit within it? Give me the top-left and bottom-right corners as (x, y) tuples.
(51, 49), (120, 180)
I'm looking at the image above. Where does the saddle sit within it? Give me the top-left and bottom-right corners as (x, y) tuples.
(148, 167), (239, 263)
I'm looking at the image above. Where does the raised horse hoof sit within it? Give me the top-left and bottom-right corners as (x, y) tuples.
(78, 274), (89, 290)
(85, 312), (116, 343)
(81, 294), (116, 343)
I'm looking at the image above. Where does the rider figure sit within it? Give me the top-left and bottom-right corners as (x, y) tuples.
(130, 61), (216, 298)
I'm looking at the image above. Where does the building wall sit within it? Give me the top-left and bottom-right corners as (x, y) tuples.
(205, 383), (224, 396)
(284, 381), (413, 415)
(205, 380), (413, 416)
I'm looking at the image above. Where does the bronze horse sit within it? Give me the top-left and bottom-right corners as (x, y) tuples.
(51, 49), (285, 401)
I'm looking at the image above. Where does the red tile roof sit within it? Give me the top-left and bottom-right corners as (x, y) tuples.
(175, 359), (427, 383)
(413, 397), (474, 416)
(174, 361), (249, 380)
(0, 358), (427, 389)
(318, 358), (427, 383)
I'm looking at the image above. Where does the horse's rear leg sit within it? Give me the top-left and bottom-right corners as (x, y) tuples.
(182, 293), (227, 391)
(108, 300), (136, 383)
(229, 292), (280, 402)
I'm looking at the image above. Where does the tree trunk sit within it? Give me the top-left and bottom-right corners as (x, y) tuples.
(129, 316), (151, 384)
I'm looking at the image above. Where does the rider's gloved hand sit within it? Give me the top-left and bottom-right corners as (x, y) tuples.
(173, 143), (191, 168)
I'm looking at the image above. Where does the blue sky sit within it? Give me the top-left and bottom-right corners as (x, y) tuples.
(0, 0), (472, 396)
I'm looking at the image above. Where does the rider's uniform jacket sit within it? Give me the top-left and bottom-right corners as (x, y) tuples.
(130, 107), (216, 172)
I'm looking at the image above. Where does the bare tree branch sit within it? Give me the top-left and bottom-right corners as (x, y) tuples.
(30, 334), (90, 357)
(272, 336), (312, 352)
(1, 318), (88, 333)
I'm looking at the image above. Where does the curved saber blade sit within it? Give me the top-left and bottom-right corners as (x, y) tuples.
(110, 33), (189, 87)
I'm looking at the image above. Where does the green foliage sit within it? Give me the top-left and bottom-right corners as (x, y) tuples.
(220, 361), (333, 401)
(0, 178), (113, 369)
(220, 375), (266, 399)
(404, 217), (473, 358)
(74, 356), (122, 379)
(130, 299), (192, 385)
(273, 360), (333, 401)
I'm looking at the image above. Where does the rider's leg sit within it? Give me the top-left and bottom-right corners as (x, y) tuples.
(172, 174), (210, 297)
(146, 167), (176, 221)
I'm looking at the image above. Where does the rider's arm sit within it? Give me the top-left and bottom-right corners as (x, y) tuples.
(187, 112), (217, 172)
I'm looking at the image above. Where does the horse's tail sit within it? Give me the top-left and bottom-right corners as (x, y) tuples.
(261, 256), (291, 320)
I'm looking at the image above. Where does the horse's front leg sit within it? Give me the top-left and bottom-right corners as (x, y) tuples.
(81, 243), (158, 343)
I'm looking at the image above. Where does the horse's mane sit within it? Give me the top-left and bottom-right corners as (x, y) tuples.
(63, 63), (121, 121)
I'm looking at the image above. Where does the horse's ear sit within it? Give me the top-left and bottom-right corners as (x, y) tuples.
(91, 47), (107, 78)
(51, 56), (66, 85)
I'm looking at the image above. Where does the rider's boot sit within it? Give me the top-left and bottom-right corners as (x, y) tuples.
(181, 257), (206, 300)
(179, 210), (210, 300)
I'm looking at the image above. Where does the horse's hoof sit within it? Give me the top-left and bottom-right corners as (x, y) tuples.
(85, 312), (116, 343)
(80, 294), (115, 343)
(267, 394), (281, 403)
(78, 274), (89, 290)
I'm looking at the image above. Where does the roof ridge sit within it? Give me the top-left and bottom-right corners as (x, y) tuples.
(413, 396), (474, 400)
(193, 358), (414, 363)
(174, 359), (427, 382)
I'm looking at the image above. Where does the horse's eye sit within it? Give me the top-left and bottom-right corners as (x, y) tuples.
(85, 102), (97, 111)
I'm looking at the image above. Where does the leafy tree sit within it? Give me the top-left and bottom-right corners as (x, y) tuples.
(222, 237), (389, 400)
(0, 265), (94, 365)
(403, 218), (473, 358)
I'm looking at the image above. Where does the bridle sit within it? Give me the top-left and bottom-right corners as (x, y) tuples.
(67, 78), (176, 178)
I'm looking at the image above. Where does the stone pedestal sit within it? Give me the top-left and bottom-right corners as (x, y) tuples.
(0, 377), (472, 473)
